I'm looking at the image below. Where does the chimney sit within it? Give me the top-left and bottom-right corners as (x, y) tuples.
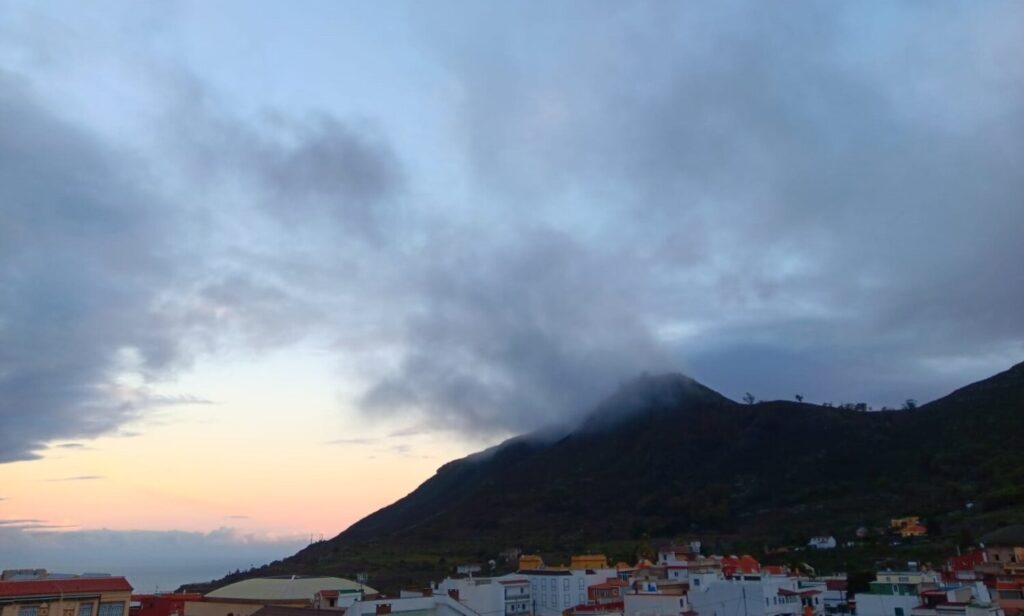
(375, 605), (392, 615)
(448, 590), (460, 601)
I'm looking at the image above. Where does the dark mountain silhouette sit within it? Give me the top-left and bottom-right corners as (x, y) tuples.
(188, 361), (1024, 592)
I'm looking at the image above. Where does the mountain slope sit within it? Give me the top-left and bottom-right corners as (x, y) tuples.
(191, 361), (1024, 592)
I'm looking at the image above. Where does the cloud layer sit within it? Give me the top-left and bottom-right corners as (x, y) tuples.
(0, 525), (305, 592)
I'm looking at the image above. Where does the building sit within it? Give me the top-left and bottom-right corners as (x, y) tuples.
(622, 592), (691, 616)
(0, 571), (133, 616)
(520, 569), (619, 616)
(186, 576), (375, 616)
(912, 583), (1003, 616)
(854, 570), (942, 616)
(131, 594), (204, 616)
(981, 527), (1024, 567)
(457, 567), (483, 577)
(317, 594), (480, 616)
(891, 518), (928, 539)
(808, 537), (837, 550)
(589, 580), (630, 605)
(572, 557), (610, 571)
(434, 574), (531, 616)
(686, 573), (822, 616)
(518, 557), (544, 572)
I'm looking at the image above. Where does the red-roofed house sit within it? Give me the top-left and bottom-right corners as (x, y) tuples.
(0, 574), (133, 616)
(130, 594), (204, 616)
(588, 580), (629, 605)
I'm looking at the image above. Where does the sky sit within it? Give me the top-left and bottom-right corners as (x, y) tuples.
(2, 0), (1023, 592)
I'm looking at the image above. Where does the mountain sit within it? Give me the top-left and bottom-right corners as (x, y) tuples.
(188, 361), (1024, 592)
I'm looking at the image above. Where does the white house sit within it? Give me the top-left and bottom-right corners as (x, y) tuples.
(519, 569), (617, 616)
(434, 574), (531, 616)
(687, 574), (824, 616)
(808, 537), (837, 550)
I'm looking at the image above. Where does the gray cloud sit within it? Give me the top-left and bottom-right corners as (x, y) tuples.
(384, 1), (1024, 412)
(0, 73), (180, 463)
(0, 64), (404, 462)
(54, 443), (88, 450)
(0, 524), (305, 593)
(45, 475), (104, 482)
(363, 227), (674, 433)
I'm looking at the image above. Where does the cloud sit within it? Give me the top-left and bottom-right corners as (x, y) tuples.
(392, 1), (1024, 409)
(225, 515), (249, 520)
(0, 524), (305, 592)
(1, 0), (1022, 458)
(0, 63), (404, 462)
(45, 475), (104, 482)
(362, 228), (673, 433)
(325, 437), (377, 446)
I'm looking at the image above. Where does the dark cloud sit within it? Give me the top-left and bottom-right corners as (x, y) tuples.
(161, 77), (403, 237)
(384, 1), (1024, 414)
(362, 228), (673, 433)
(0, 73), (180, 463)
(0, 66), (404, 462)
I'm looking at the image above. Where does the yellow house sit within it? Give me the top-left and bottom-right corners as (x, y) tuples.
(569, 555), (608, 570)
(891, 516), (920, 529)
(891, 517), (927, 538)
(0, 574), (133, 616)
(518, 555), (545, 571)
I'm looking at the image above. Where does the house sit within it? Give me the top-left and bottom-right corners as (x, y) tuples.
(434, 575), (530, 616)
(981, 527), (1024, 567)
(572, 557), (610, 571)
(457, 566), (483, 577)
(589, 580), (630, 605)
(912, 583), (1003, 616)
(854, 570), (942, 616)
(519, 556), (545, 572)
(808, 537), (837, 550)
(891, 518), (928, 539)
(519, 568), (616, 616)
(687, 573), (823, 616)
(0, 570), (133, 616)
(131, 594), (204, 616)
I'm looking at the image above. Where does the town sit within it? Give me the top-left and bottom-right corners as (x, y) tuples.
(4, 522), (1023, 616)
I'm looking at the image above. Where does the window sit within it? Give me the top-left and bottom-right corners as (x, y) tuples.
(79, 605), (95, 616)
(564, 594), (569, 606)
(98, 603), (125, 616)
(563, 579), (569, 591)
(19, 607), (39, 616)
(550, 594), (556, 606)
(895, 609), (904, 616)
